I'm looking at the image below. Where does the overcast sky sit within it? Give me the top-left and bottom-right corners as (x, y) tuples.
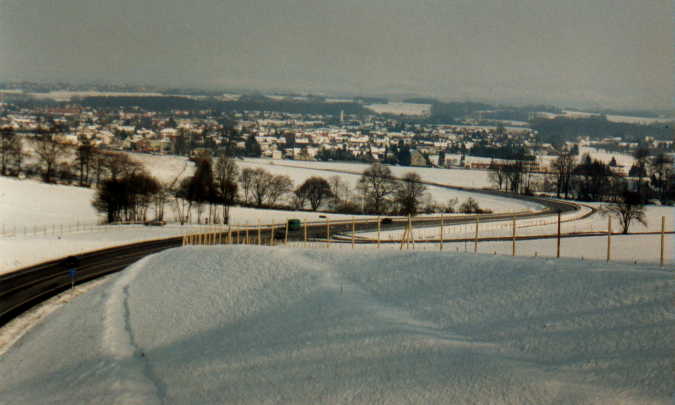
(0, 0), (672, 109)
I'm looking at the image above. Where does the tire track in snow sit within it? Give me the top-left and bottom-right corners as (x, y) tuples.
(102, 257), (165, 405)
(290, 250), (469, 344)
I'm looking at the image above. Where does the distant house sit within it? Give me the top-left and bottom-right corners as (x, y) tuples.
(410, 150), (427, 167)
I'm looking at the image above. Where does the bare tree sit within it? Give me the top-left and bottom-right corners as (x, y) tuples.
(459, 197), (485, 214)
(446, 197), (458, 213)
(601, 191), (647, 234)
(0, 127), (23, 176)
(74, 139), (97, 187)
(487, 161), (506, 191)
(649, 152), (673, 201)
(31, 129), (72, 183)
(93, 170), (161, 223)
(358, 162), (395, 214)
(394, 172), (426, 216)
(296, 176), (333, 211)
(249, 168), (273, 207)
(503, 161), (525, 194)
(105, 152), (143, 181)
(633, 146), (651, 198)
(328, 175), (351, 210)
(164, 161), (190, 223)
(239, 167), (255, 204)
(551, 150), (576, 199)
(214, 154), (240, 223)
(266, 174), (293, 206)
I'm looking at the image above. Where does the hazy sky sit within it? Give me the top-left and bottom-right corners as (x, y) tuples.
(0, 0), (672, 109)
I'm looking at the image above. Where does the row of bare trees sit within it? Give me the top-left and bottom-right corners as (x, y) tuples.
(123, 156), (487, 225)
(1, 126), (146, 187)
(489, 148), (674, 204)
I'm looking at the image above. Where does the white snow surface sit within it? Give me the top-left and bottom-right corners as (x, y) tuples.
(353, 204), (675, 265)
(0, 246), (672, 404)
(366, 102), (432, 116)
(0, 175), (382, 272)
(125, 153), (541, 212)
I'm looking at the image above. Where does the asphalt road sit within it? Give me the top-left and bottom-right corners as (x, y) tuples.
(0, 190), (581, 327)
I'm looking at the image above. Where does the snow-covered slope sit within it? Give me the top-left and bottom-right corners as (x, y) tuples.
(1, 247), (672, 404)
(0, 177), (100, 229)
(128, 153), (542, 212)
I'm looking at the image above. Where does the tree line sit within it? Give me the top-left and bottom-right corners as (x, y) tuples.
(0, 126), (150, 187)
(92, 155), (490, 225)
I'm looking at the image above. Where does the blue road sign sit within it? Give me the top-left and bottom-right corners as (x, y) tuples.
(68, 269), (76, 278)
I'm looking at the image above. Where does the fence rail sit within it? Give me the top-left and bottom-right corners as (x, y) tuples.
(181, 215), (673, 267)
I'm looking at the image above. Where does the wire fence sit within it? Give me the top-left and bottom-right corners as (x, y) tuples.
(182, 214), (674, 268)
(3, 211), (672, 267)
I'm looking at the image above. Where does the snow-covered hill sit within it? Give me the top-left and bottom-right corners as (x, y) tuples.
(0, 247), (672, 404)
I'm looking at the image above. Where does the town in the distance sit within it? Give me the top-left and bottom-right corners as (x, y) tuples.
(1, 81), (673, 211)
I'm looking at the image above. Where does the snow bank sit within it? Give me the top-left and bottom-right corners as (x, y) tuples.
(0, 247), (672, 404)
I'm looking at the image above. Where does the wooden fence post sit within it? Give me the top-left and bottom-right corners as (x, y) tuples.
(326, 219), (330, 247)
(474, 216), (479, 254)
(352, 217), (355, 248)
(556, 211), (561, 259)
(377, 216), (381, 249)
(512, 217), (516, 257)
(258, 219), (262, 245)
(606, 217), (612, 262)
(284, 220), (289, 245)
(439, 215), (444, 251)
(399, 218), (408, 250)
(660, 216), (665, 267)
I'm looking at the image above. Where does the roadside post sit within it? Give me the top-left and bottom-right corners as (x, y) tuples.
(61, 256), (80, 291)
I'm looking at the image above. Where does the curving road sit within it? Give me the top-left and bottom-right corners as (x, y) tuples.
(0, 175), (584, 327)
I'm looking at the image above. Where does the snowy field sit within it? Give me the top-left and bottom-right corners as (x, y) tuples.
(0, 176), (378, 272)
(350, 204), (674, 265)
(3, 171), (672, 272)
(0, 175), (383, 272)
(129, 153), (538, 212)
(561, 110), (675, 125)
(0, 247), (672, 404)
(366, 102), (432, 116)
(239, 157), (494, 188)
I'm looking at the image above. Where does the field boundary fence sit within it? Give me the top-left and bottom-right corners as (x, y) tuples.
(181, 214), (673, 268)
